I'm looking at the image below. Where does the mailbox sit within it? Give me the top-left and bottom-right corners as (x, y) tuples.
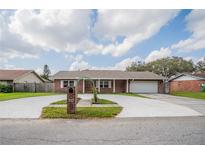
(67, 86), (77, 114)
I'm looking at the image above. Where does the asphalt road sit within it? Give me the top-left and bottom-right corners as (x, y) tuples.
(1, 117), (205, 145)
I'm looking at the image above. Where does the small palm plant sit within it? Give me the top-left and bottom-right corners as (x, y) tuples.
(93, 86), (98, 103)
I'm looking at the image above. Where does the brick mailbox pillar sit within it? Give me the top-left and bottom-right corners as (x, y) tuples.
(67, 86), (77, 114)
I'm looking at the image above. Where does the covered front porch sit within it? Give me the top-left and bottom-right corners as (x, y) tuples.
(77, 79), (129, 94)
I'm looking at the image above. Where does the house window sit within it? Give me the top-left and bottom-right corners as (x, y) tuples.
(104, 81), (109, 88)
(100, 81), (109, 88)
(63, 80), (75, 87)
(69, 80), (74, 87)
(63, 81), (68, 87)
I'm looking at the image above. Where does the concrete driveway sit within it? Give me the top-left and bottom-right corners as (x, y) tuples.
(141, 94), (205, 115)
(0, 95), (65, 118)
(79, 94), (202, 117)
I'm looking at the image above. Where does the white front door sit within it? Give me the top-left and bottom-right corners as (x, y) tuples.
(130, 81), (158, 93)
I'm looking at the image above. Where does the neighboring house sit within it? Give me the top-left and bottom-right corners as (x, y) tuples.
(0, 70), (44, 85)
(52, 70), (164, 93)
(169, 73), (205, 93)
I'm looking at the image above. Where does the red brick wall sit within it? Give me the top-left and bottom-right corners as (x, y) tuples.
(54, 79), (83, 93)
(169, 80), (205, 93)
(54, 79), (66, 93)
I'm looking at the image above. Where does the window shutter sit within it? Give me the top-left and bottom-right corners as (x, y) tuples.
(60, 80), (64, 88)
(108, 81), (111, 88)
(96, 81), (98, 87)
(98, 80), (101, 88)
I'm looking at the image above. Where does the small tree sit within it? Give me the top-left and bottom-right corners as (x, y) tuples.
(42, 64), (51, 79)
(93, 86), (98, 103)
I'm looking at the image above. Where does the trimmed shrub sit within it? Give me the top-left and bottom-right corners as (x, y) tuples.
(0, 84), (13, 93)
(202, 84), (205, 92)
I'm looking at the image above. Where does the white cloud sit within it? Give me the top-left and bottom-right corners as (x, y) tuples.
(9, 10), (91, 52)
(113, 56), (142, 70)
(93, 10), (179, 56)
(65, 54), (84, 61)
(145, 47), (171, 63)
(1, 9), (179, 60)
(68, 56), (142, 70)
(0, 64), (24, 70)
(0, 12), (42, 63)
(172, 10), (205, 51)
(0, 9), (181, 70)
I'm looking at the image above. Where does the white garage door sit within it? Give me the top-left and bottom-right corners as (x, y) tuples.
(130, 81), (158, 93)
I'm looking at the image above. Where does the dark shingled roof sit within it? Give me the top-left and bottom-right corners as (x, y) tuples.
(52, 70), (164, 80)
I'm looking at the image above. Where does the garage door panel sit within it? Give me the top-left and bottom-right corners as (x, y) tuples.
(130, 81), (158, 93)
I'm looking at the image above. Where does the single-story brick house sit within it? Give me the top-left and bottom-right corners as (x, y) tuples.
(0, 69), (44, 85)
(52, 70), (164, 93)
(169, 73), (205, 93)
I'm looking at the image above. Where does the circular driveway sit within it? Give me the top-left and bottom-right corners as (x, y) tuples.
(0, 94), (202, 118)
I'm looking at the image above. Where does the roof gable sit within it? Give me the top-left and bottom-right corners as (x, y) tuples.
(169, 73), (205, 81)
(0, 70), (44, 82)
(0, 70), (32, 80)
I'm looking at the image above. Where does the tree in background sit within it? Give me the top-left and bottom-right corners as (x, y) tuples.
(126, 56), (195, 79)
(41, 64), (51, 80)
(196, 57), (205, 72)
(126, 61), (146, 71)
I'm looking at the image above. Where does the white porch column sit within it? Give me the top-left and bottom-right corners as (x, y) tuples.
(83, 79), (85, 94)
(113, 79), (116, 93)
(126, 79), (129, 93)
(98, 79), (100, 93)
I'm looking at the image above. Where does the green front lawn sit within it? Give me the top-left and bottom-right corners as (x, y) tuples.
(92, 98), (117, 104)
(51, 98), (81, 105)
(51, 98), (117, 105)
(41, 106), (122, 119)
(171, 92), (205, 100)
(51, 100), (66, 105)
(0, 92), (56, 101)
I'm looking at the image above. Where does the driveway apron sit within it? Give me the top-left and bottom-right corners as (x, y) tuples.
(0, 95), (65, 118)
(141, 94), (205, 115)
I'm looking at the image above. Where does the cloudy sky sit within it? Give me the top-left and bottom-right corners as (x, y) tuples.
(0, 9), (205, 74)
